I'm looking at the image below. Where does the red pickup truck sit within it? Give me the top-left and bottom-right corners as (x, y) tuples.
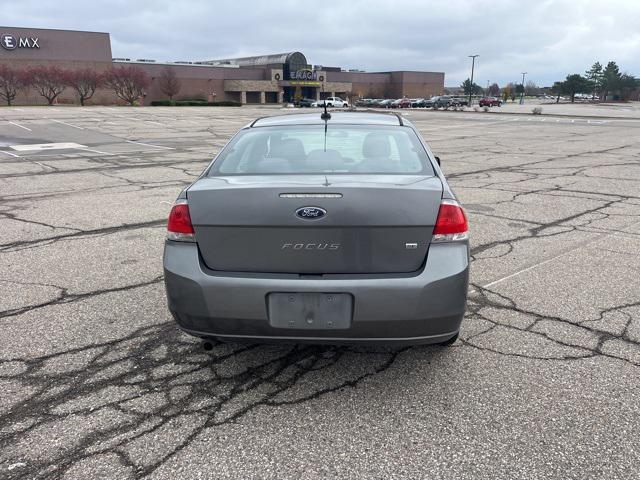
(479, 97), (502, 107)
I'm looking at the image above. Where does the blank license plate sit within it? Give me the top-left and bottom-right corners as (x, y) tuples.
(268, 293), (353, 330)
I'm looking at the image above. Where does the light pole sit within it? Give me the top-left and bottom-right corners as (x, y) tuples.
(520, 72), (527, 105)
(468, 54), (479, 106)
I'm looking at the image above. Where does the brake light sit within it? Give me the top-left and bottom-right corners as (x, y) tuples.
(432, 199), (468, 242)
(167, 200), (195, 242)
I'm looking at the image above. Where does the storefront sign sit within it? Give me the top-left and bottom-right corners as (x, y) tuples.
(289, 80), (321, 86)
(289, 69), (318, 81)
(1, 34), (40, 50)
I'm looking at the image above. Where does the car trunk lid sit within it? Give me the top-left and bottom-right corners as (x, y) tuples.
(187, 174), (442, 274)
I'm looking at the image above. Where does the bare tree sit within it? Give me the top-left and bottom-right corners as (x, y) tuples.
(505, 82), (517, 102)
(158, 66), (181, 101)
(488, 83), (500, 96)
(68, 69), (103, 106)
(525, 80), (540, 96)
(0, 65), (25, 106)
(25, 66), (68, 105)
(103, 66), (150, 105)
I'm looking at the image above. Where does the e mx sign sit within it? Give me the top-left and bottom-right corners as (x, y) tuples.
(1, 34), (40, 51)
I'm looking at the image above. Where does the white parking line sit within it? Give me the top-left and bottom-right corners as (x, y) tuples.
(48, 118), (84, 130)
(34, 161), (54, 169)
(126, 140), (174, 150)
(0, 150), (21, 157)
(478, 217), (640, 291)
(482, 254), (569, 289)
(8, 121), (31, 131)
(80, 147), (115, 156)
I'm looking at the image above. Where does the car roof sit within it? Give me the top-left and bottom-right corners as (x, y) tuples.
(250, 111), (403, 128)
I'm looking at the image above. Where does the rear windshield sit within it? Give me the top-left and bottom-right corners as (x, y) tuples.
(209, 125), (434, 175)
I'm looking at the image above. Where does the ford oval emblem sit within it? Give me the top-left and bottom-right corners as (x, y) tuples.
(296, 206), (326, 220)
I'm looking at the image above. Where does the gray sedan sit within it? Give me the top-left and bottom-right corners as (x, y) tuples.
(163, 112), (469, 345)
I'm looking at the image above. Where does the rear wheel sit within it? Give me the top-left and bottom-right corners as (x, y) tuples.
(438, 332), (459, 346)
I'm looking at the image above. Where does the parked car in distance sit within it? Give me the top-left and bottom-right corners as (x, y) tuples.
(452, 97), (468, 106)
(432, 96), (456, 109)
(377, 99), (394, 108)
(163, 111), (470, 346)
(355, 98), (374, 107)
(423, 97), (438, 108)
(479, 97), (502, 107)
(296, 97), (316, 107)
(391, 98), (412, 108)
(312, 96), (349, 108)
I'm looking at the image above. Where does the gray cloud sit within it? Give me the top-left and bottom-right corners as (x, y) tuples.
(3, 0), (639, 86)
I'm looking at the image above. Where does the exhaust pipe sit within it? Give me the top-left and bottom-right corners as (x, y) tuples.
(202, 341), (214, 351)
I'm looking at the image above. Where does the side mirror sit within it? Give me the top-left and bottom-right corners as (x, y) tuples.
(435, 156), (441, 166)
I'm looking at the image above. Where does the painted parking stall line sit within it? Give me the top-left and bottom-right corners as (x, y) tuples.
(8, 121), (32, 131)
(79, 147), (115, 156)
(126, 140), (175, 150)
(48, 118), (85, 130)
(0, 150), (21, 158)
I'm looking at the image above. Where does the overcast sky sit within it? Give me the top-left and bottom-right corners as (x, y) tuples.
(3, 0), (639, 86)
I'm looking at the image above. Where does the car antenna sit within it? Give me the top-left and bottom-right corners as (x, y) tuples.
(321, 101), (331, 152)
(323, 118), (328, 152)
(321, 100), (331, 121)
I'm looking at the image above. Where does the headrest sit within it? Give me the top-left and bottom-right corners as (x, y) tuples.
(254, 158), (292, 173)
(305, 149), (345, 171)
(362, 133), (391, 158)
(269, 138), (306, 161)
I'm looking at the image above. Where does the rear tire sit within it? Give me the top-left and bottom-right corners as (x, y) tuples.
(438, 332), (459, 346)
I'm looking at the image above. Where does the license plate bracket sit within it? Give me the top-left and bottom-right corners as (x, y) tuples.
(267, 293), (353, 330)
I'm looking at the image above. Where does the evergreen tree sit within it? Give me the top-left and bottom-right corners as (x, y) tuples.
(600, 61), (621, 101)
(585, 62), (603, 100)
(561, 74), (592, 103)
(461, 78), (482, 96)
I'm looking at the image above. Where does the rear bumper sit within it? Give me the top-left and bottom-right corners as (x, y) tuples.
(163, 241), (469, 345)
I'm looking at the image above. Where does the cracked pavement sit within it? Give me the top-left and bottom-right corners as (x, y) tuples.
(1, 105), (639, 479)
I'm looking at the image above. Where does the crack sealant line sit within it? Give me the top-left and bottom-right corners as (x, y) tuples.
(472, 217), (640, 293)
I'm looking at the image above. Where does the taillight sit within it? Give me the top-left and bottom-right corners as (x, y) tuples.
(167, 199), (195, 242)
(432, 199), (469, 242)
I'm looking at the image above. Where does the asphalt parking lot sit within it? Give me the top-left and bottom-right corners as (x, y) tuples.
(1, 105), (639, 479)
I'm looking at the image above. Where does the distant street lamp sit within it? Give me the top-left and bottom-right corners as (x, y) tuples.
(468, 55), (479, 106)
(520, 72), (527, 105)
